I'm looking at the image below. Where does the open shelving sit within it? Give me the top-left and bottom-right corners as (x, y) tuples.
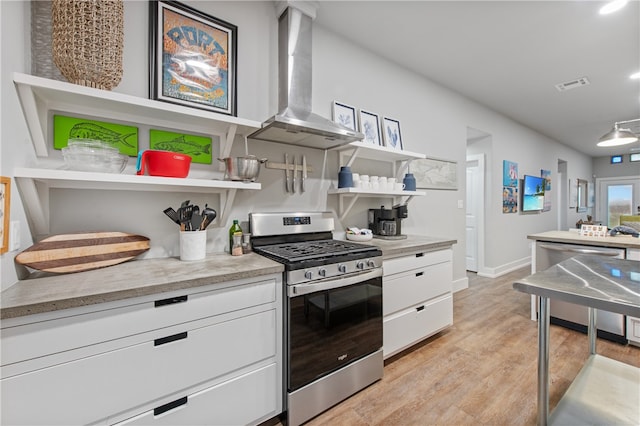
(328, 141), (427, 220)
(12, 73), (263, 236)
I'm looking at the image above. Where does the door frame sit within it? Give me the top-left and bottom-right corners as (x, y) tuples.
(595, 176), (640, 225)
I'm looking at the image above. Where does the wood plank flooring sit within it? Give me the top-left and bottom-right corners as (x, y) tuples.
(280, 267), (640, 426)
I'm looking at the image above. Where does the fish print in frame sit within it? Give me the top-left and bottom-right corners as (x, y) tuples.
(53, 115), (139, 156)
(149, 129), (212, 164)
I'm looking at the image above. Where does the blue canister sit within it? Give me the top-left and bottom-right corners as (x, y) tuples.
(338, 166), (354, 188)
(403, 173), (417, 191)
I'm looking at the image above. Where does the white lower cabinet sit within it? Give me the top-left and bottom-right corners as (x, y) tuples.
(115, 364), (278, 425)
(1, 275), (282, 425)
(383, 249), (453, 358)
(625, 249), (640, 346)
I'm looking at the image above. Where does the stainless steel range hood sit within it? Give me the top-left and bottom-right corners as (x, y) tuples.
(248, 5), (364, 150)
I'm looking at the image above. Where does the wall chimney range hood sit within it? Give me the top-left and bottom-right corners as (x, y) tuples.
(248, 3), (364, 149)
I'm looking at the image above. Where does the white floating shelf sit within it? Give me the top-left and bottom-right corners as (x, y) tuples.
(13, 72), (261, 158)
(327, 187), (425, 221)
(14, 167), (260, 237)
(327, 187), (425, 197)
(331, 141), (426, 164)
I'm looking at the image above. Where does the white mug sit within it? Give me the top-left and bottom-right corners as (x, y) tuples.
(354, 180), (362, 188)
(361, 181), (371, 189)
(360, 174), (370, 182)
(378, 177), (388, 191)
(388, 177), (397, 185)
(352, 173), (360, 181)
(370, 175), (379, 182)
(395, 182), (405, 191)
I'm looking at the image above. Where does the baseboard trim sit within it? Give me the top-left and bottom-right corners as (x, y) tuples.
(477, 257), (531, 279)
(452, 276), (468, 293)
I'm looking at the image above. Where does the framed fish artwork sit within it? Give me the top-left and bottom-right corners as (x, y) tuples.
(53, 115), (139, 157)
(149, 129), (212, 164)
(149, 0), (237, 116)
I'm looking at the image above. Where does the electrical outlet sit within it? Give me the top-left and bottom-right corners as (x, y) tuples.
(457, 200), (464, 209)
(9, 221), (20, 251)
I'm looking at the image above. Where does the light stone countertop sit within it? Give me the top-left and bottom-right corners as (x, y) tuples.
(368, 234), (457, 258)
(1, 253), (283, 320)
(528, 230), (640, 249)
(513, 255), (640, 317)
(1, 235), (456, 320)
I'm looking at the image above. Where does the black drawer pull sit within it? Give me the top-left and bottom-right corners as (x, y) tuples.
(154, 396), (188, 416)
(416, 272), (424, 277)
(154, 332), (188, 346)
(416, 305), (425, 312)
(154, 295), (188, 307)
(416, 253), (424, 257)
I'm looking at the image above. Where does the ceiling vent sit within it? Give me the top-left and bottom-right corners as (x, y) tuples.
(555, 77), (590, 92)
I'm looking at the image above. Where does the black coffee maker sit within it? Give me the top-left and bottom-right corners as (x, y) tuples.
(368, 204), (408, 239)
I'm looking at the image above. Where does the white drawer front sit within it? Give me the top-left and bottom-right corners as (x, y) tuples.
(1, 309), (276, 426)
(383, 261), (451, 316)
(2, 278), (277, 367)
(383, 295), (453, 359)
(384, 249), (451, 276)
(627, 316), (640, 345)
(114, 363), (278, 426)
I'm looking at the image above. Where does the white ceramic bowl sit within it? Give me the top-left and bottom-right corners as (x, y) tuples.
(346, 233), (373, 242)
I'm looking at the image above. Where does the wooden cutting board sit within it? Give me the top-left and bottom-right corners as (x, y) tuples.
(15, 232), (150, 274)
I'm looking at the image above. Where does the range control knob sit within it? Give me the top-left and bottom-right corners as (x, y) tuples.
(338, 264), (347, 273)
(318, 268), (327, 277)
(356, 261), (365, 270)
(367, 259), (377, 268)
(304, 271), (313, 280)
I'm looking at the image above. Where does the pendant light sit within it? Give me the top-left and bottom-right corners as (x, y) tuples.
(597, 119), (640, 147)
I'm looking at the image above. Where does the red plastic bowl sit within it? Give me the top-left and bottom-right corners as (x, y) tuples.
(136, 150), (191, 178)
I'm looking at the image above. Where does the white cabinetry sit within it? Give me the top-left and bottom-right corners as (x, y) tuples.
(12, 73), (263, 235)
(328, 142), (426, 220)
(382, 249), (453, 359)
(0, 275), (282, 425)
(625, 247), (640, 346)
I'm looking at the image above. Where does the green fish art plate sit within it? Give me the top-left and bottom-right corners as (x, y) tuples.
(54, 115), (139, 157)
(149, 130), (212, 164)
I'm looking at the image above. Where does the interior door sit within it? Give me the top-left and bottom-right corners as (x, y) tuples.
(466, 157), (480, 271)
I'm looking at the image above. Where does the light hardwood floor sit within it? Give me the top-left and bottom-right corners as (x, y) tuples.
(280, 266), (640, 426)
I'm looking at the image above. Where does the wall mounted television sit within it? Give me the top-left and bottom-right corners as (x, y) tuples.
(522, 175), (545, 212)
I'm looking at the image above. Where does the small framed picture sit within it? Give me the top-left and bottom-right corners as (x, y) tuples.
(359, 110), (382, 146)
(382, 117), (403, 150)
(332, 101), (357, 131)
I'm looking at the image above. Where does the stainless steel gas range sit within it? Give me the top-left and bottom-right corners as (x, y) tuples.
(250, 212), (383, 426)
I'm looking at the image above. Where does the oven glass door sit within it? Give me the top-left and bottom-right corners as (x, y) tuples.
(287, 275), (382, 391)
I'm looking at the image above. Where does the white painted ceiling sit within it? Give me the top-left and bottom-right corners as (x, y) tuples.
(314, 1), (640, 158)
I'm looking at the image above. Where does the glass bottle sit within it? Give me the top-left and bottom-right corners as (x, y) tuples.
(229, 219), (242, 254)
(232, 232), (243, 256)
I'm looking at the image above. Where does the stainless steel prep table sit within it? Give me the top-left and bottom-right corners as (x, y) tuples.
(513, 255), (640, 426)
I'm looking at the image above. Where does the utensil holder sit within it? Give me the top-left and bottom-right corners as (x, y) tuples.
(179, 230), (207, 261)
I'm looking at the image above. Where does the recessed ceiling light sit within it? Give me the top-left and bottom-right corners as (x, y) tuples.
(631, 72), (640, 79)
(599, 0), (628, 15)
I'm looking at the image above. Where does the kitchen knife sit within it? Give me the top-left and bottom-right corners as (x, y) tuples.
(285, 154), (290, 193)
(292, 156), (297, 193)
(302, 155), (307, 192)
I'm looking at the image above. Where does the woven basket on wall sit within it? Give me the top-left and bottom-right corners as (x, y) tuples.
(52, 0), (124, 90)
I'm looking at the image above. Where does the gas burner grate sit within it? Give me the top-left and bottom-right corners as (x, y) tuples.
(255, 239), (376, 262)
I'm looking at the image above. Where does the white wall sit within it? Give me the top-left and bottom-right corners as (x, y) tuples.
(593, 155), (640, 178)
(1, 1), (595, 289)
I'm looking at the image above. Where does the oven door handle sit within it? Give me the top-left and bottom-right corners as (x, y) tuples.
(288, 268), (383, 297)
